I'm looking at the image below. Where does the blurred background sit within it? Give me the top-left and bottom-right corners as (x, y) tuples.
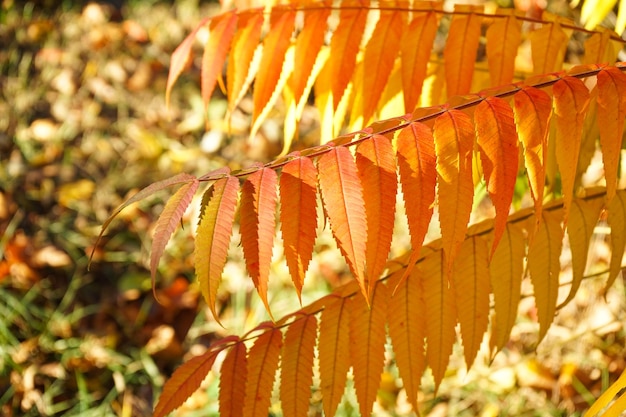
(1, 0), (626, 416)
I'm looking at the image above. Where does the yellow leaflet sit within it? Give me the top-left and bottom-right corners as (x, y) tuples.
(581, 0), (618, 30)
(452, 236), (490, 370)
(584, 366), (626, 417)
(527, 209), (564, 342)
(489, 223), (525, 354)
(606, 190), (626, 292)
(423, 250), (457, 391)
(560, 197), (604, 308)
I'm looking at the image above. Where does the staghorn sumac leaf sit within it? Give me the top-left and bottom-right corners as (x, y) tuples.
(560, 197), (604, 308)
(475, 96), (519, 256)
(356, 135), (397, 296)
(219, 340), (247, 417)
(489, 222), (525, 354)
(151, 179), (199, 292)
(396, 121), (437, 286)
(606, 190), (626, 293)
(328, 0), (369, 109)
(529, 19), (568, 74)
(423, 249), (456, 390)
(443, 4), (483, 97)
(280, 314), (318, 417)
(486, 11), (522, 87)
(318, 146), (368, 298)
(361, 8), (405, 124)
(195, 175), (240, 320)
(387, 268), (426, 411)
(584, 366), (626, 417)
(240, 167), (278, 313)
(166, 18), (209, 109)
(349, 282), (389, 416)
(583, 30), (619, 65)
(290, 5), (331, 104)
(597, 66), (626, 202)
(401, 10), (438, 112)
(227, 10), (264, 114)
(514, 86), (552, 225)
(319, 293), (352, 417)
(434, 109), (475, 271)
(94, 173), (198, 261)
(201, 12), (237, 110)
(154, 338), (234, 417)
(243, 325), (283, 417)
(553, 76), (591, 225)
(251, 9), (296, 136)
(528, 209), (564, 342)
(280, 156), (319, 300)
(452, 236), (490, 369)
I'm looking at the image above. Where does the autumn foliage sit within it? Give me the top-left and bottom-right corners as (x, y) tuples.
(95, 0), (626, 415)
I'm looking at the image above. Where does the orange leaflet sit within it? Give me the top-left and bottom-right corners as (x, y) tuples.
(486, 12), (522, 87)
(319, 295), (352, 417)
(513, 86), (552, 225)
(387, 268), (426, 411)
(195, 175), (240, 321)
(401, 11), (438, 112)
(290, 6), (331, 103)
(219, 341), (247, 417)
(240, 167), (278, 314)
(529, 20), (568, 75)
(328, 0), (370, 109)
(150, 179), (199, 293)
(280, 314), (317, 417)
(475, 96), (519, 256)
(423, 250), (457, 391)
(279, 156), (319, 300)
(252, 9), (296, 129)
(349, 282), (389, 416)
(395, 121), (437, 286)
(433, 109), (475, 272)
(597, 66), (626, 201)
(356, 135), (397, 297)
(527, 209), (563, 342)
(452, 236), (490, 369)
(201, 12), (237, 110)
(153, 344), (222, 417)
(489, 223), (525, 355)
(443, 4), (483, 98)
(560, 197), (604, 308)
(317, 147), (368, 298)
(227, 10), (264, 114)
(242, 327), (283, 417)
(166, 17), (209, 109)
(361, 8), (406, 124)
(553, 76), (590, 225)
